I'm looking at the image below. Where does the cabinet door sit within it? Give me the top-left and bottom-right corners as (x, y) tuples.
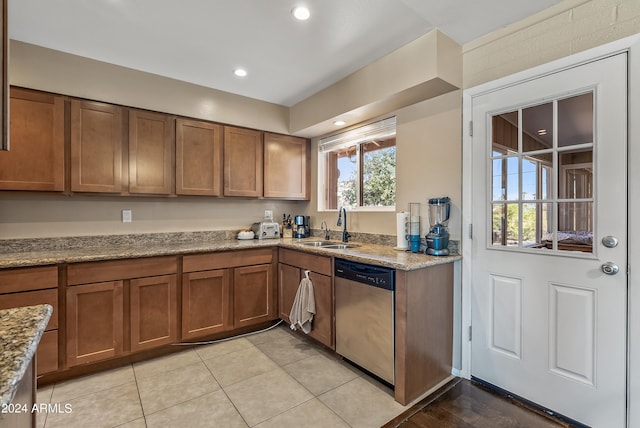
(224, 126), (262, 197)
(264, 133), (310, 199)
(129, 109), (174, 195)
(66, 281), (124, 367)
(278, 263), (300, 323)
(0, 0), (7, 152)
(182, 269), (231, 340)
(176, 119), (223, 196)
(130, 275), (178, 352)
(0, 88), (64, 190)
(307, 272), (334, 349)
(70, 100), (124, 193)
(233, 264), (275, 328)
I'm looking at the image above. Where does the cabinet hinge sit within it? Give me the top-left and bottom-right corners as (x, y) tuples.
(468, 325), (472, 341)
(469, 121), (473, 137)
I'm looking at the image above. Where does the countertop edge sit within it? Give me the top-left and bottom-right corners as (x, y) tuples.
(0, 304), (53, 408)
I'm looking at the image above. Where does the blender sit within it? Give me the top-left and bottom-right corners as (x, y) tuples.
(426, 197), (451, 256)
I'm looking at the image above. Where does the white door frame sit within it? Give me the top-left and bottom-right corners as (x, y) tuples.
(461, 33), (640, 425)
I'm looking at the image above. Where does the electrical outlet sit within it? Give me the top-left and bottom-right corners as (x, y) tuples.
(264, 209), (273, 220)
(122, 209), (132, 223)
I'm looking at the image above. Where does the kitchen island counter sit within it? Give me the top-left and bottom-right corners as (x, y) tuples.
(0, 232), (460, 271)
(0, 304), (52, 407)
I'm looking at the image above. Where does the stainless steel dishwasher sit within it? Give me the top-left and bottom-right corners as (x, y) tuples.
(335, 258), (395, 385)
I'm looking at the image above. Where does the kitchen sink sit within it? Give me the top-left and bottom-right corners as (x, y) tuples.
(298, 241), (359, 249)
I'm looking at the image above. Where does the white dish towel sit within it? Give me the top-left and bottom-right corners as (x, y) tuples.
(289, 270), (316, 334)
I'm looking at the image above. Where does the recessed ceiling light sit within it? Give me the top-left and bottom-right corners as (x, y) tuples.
(234, 68), (247, 77)
(334, 120), (346, 126)
(292, 6), (310, 20)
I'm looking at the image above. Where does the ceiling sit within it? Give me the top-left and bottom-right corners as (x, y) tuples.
(9, 0), (564, 107)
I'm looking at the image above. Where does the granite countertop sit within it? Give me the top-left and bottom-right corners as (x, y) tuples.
(0, 304), (53, 407)
(0, 234), (460, 271)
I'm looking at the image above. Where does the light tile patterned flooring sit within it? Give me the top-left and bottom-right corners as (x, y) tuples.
(36, 324), (410, 427)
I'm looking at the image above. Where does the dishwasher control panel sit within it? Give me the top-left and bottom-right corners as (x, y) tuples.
(334, 258), (395, 290)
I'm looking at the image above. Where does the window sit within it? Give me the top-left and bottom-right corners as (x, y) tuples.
(318, 117), (396, 211)
(490, 92), (594, 253)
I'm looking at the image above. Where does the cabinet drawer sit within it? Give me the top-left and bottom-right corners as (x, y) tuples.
(0, 266), (58, 293)
(279, 248), (332, 276)
(37, 330), (59, 375)
(67, 256), (177, 285)
(183, 248), (273, 273)
(0, 288), (58, 330)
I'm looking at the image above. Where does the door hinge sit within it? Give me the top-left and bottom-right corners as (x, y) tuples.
(469, 224), (473, 239)
(469, 121), (473, 136)
(468, 325), (472, 341)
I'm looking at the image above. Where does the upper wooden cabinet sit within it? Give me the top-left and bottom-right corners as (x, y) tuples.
(1, 0), (8, 151)
(176, 119), (222, 196)
(129, 109), (174, 195)
(264, 133), (310, 200)
(70, 100), (124, 193)
(0, 88), (65, 191)
(224, 126), (263, 197)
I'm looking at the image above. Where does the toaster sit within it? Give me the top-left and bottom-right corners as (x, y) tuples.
(250, 222), (280, 239)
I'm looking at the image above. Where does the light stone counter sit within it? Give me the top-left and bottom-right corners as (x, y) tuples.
(0, 304), (52, 407)
(0, 232), (460, 271)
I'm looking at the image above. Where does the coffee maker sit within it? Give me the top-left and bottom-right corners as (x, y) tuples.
(426, 197), (450, 256)
(294, 215), (310, 238)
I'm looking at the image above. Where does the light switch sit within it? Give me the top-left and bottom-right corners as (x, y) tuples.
(122, 209), (132, 223)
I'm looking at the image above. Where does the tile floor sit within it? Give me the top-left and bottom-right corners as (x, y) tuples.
(35, 324), (410, 428)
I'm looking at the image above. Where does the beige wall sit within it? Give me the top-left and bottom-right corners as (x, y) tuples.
(463, 0), (640, 88)
(307, 91), (462, 241)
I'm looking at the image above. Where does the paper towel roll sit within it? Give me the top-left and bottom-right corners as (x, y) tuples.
(396, 212), (409, 249)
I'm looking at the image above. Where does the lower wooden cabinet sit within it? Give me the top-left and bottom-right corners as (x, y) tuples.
(0, 265), (60, 376)
(66, 280), (124, 367)
(130, 275), (177, 352)
(233, 264), (275, 328)
(181, 269), (231, 340)
(278, 249), (334, 349)
(181, 249), (277, 340)
(65, 256), (178, 367)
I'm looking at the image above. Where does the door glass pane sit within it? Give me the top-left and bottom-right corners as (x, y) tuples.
(492, 112), (518, 154)
(557, 202), (593, 253)
(558, 93), (593, 147)
(492, 156), (519, 201)
(523, 202), (552, 249)
(558, 149), (593, 199)
(492, 203), (519, 247)
(522, 102), (553, 152)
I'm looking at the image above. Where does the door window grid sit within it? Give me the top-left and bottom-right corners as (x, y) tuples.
(489, 92), (594, 253)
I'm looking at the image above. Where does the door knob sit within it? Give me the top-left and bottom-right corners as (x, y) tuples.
(601, 262), (619, 275)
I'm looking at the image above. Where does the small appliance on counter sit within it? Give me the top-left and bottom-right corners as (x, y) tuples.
(294, 215), (310, 238)
(250, 221), (280, 239)
(425, 196), (451, 256)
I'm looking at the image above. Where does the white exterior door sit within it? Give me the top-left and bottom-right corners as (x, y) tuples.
(470, 53), (627, 427)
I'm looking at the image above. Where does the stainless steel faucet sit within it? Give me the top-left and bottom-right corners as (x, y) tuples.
(321, 220), (330, 240)
(337, 207), (351, 242)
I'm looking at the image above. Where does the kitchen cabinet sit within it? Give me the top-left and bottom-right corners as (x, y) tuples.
(278, 248), (334, 349)
(0, 0), (7, 152)
(70, 99), (124, 193)
(66, 256), (177, 367)
(0, 265), (60, 375)
(182, 248), (276, 340)
(128, 109), (174, 195)
(0, 88), (64, 191)
(181, 269), (231, 339)
(224, 126), (263, 197)
(176, 118), (223, 196)
(263, 133), (310, 200)
(233, 264), (275, 328)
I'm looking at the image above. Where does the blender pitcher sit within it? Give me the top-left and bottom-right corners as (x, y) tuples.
(426, 197), (450, 256)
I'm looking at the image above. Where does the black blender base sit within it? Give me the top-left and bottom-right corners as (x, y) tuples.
(426, 248), (450, 256)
